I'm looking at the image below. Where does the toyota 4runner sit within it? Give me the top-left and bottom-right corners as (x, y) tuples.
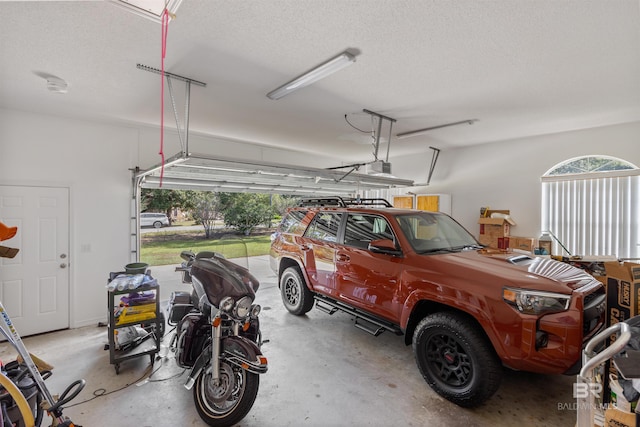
(269, 197), (606, 407)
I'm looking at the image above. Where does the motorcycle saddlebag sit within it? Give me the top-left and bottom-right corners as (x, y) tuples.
(176, 312), (208, 367)
(167, 291), (194, 325)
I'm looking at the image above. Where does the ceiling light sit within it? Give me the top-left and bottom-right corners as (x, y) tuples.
(267, 50), (356, 100)
(396, 119), (478, 139)
(109, 0), (183, 23)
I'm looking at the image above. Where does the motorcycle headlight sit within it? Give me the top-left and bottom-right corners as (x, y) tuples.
(234, 296), (252, 318)
(220, 297), (235, 312)
(503, 287), (571, 315)
(250, 304), (261, 318)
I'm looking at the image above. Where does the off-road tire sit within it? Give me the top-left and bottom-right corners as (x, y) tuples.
(412, 311), (502, 408)
(280, 266), (314, 315)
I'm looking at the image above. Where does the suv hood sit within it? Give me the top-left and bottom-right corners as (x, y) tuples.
(432, 250), (597, 293)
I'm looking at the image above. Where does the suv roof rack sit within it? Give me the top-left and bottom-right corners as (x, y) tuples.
(298, 197), (393, 208)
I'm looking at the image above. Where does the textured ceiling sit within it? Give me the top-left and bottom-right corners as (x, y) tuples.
(2, 0), (639, 165)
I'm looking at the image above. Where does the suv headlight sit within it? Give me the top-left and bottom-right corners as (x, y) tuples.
(503, 287), (571, 315)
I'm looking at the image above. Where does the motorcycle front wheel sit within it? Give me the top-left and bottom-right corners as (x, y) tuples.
(193, 362), (260, 427)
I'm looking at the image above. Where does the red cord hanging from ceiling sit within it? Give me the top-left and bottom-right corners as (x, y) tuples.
(159, 8), (170, 187)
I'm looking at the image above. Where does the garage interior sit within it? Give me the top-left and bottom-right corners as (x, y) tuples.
(1, 1), (639, 426)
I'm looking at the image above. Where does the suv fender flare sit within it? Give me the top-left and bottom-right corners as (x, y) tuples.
(276, 256), (312, 289)
(400, 290), (504, 355)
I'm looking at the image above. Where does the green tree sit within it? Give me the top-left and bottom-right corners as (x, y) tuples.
(191, 192), (221, 238)
(219, 193), (274, 235)
(141, 189), (196, 221)
(271, 194), (299, 216)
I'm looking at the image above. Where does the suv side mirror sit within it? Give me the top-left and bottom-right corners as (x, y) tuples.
(368, 239), (402, 256)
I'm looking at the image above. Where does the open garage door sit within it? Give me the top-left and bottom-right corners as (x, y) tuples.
(129, 152), (413, 261)
(135, 152), (413, 195)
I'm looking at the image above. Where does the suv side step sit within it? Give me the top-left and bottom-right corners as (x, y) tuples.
(314, 295), (403, 336)
(315, 300), (339, 315)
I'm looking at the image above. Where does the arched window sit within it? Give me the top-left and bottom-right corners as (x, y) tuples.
(541, 155), (639, 259)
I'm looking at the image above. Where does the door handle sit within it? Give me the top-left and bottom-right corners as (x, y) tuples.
(337, 254), (350, 262)
(60, 263), (67, 269)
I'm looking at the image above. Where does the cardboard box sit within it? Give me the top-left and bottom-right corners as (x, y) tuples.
(604, 405), (639, 427)
(605, 261), (640, 326)
(478, 210), (516, 248)
(509, 236), (536, 252)
(497, 237), (510, 250)
(604, 261), (640, 399)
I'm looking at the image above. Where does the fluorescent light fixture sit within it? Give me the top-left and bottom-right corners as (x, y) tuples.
(267, 50), (356, 100)
(109, 0), (183, 23)
(396, 119), (478, 140)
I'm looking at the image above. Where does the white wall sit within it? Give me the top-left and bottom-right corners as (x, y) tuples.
(386, 121), (640, 239)
(1, 109), (139, 327)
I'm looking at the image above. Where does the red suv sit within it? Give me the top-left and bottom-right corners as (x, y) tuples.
(270, 197), (606, 407)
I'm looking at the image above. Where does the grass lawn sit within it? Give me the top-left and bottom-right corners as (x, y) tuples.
(141, 229), (273, 266)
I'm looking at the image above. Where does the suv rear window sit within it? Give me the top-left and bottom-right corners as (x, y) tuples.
(279, 210), (309, 235)
(304, 212), (342, 242)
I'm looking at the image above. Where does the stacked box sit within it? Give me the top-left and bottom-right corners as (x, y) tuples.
(478, 210), (516, 248)
(605, 261), (640, 327)
(603, 261), (640, 412)
(509, 236), (537, 252)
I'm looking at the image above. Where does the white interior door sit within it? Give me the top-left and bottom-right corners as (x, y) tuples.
(0, 185), (70, 336)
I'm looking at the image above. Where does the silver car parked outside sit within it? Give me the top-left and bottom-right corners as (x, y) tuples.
(141, 212), (170, 228)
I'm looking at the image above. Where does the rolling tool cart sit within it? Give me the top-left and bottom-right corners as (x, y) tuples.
(107, 267), (162, 374)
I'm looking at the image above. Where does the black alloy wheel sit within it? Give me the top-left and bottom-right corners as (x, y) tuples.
(412, 312), (502, 408)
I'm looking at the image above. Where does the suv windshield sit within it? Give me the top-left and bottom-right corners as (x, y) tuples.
(395, 212), (480, 254)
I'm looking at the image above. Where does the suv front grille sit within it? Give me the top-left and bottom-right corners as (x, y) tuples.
(582, 286), (606, 339)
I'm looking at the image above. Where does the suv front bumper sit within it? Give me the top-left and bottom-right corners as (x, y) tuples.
(499, 285), (606, 374)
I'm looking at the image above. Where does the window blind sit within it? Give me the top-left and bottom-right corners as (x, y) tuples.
(541, 170), (640, 259)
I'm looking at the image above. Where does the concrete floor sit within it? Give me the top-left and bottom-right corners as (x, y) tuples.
(0, 256), (578, 426)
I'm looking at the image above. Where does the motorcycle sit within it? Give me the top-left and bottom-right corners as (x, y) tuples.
(167, 243), (267, 427)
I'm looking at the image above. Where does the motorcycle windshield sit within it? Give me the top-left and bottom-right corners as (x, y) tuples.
(191, 257), (256, 307)
(207, 234), (250, 271)
(190, 235), (259, 307)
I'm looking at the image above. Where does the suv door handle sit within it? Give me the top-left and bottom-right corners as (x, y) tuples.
(337, 254), (350, 262)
